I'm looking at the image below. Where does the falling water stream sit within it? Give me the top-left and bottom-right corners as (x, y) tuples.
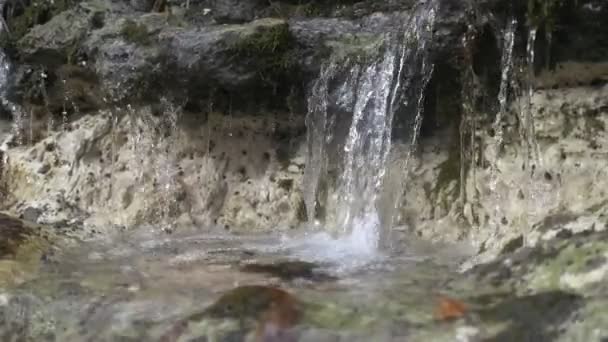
(302, 1), (437, 257)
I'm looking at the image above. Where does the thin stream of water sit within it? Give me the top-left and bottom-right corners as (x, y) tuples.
(488, 18), (517, 232)
(525, 26), (540, 167)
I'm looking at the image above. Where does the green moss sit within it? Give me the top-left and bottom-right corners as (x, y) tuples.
(268, 2), (323, 18)
(200, 285), (300, 324)
(266, 0), (361, 18)
(527, 0), (579, 37)
(303, 301), (379, 331)
(120, 19), (152, 45)
(529, 240), (608, 291)
(1, 0), (77, 46)
(0, 213), (54, 288)
(326, 34), (384, 60)
(227, 22), (298, 84)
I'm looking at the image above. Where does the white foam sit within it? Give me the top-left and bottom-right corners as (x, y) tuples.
(270, 213), (386, 273)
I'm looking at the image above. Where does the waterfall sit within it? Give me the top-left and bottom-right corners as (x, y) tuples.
(303, 61), (339, 227)
(523, 26), (540, 167)
(483, 19), (547, 242)
(302, 1), (437, 253)
(487, 18), (517, 228)
(0, 37), (22, 144)
(0, 50), (9, 105)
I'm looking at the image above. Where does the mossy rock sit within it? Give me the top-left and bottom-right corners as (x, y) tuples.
(1, 0), (82, 48)
(528, 237), (608, 292)
(239, 260), (335, 281)
(526, 0), (578, 32)
(121, 19), (152, 46)
(325, 33), (384, 60)
(12, 2), (104, 66)
(474, 290), (583, 341)
(226, 19), (299, 85)
(0, 213), (55, 288)
(158, 285), (300, 340)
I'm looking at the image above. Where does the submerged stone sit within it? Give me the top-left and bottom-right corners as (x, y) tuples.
(159, 285), (301, 341)
(204, 285), (300, 322)
(239, 260), (335, 281)
(476, 291), (583, 342)
(0, 213), (55, 288)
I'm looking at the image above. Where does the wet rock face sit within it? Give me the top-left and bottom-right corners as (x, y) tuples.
(397, 81), (608, 266)
(1, 110), (306, 233)
(212, 0), (262, 24)
(3, 0), (603, 118)
(2, 1), (604, 148)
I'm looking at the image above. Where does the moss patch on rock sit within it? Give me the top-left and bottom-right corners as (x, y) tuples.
(1, 0), (80, 47)
(527, 0), (566, 31)
(0, 213), (55, 288)
(121, 19), (152, 45)
(227, 20), (298, 85)
(528, 238), (608, 292)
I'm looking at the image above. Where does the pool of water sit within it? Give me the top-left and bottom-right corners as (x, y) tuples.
(0, 225), (481, 341)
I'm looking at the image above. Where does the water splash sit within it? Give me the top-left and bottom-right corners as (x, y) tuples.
(302, 1), (437, 257)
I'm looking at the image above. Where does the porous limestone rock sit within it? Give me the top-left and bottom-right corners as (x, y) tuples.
(394, 82), (608, 267)
(1, 108), (306, 234)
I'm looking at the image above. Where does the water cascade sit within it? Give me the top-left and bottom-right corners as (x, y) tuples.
(302, 1), (438, 255)
(125, 102), (181, 232)
(459, 23), (480, 210)
(487, 18), (517, 232)
(0, 46), (24, 146)
(483, 17), (552, 241)
(524, 26), (540, 166)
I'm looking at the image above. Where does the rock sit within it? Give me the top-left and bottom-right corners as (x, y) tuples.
(161, 18), (292, 87)
(130, 0), (156, 12)
(213, 0), (262, 24)
(474, 291), (583, 341)
(500, 235), (524, 255)
(239, 260), (335, 281)
(20, 207), (41, 222)
(204, 285), (300, 322)
(37, 163), (50, 175)
(0, 213), (56, 287)
(464, 230), (608, 295)
(2, 110), (306, 232)
(160, 285), (300, 341)
(17, 3), (105, 67)
(4, 0), (605, 119)
(81, 13), (167, 102)
(79, 14), (304, 108)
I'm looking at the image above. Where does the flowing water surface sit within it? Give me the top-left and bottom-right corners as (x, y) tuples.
(0, 226), (474, 341)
